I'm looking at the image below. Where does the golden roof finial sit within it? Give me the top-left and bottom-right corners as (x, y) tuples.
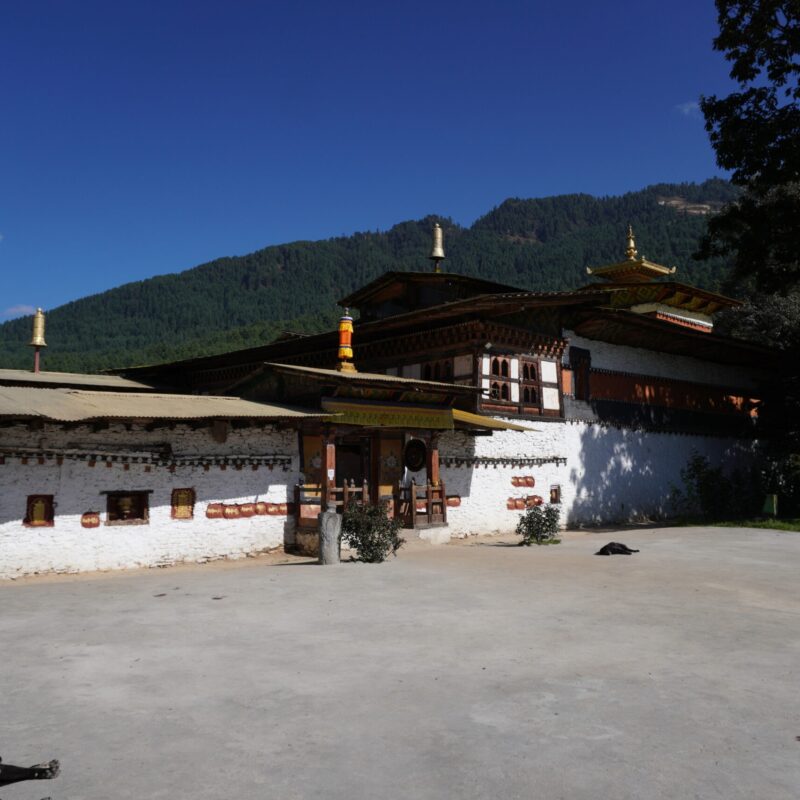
(29, 308), (47, 348)
(429, 222), (445, 273)
(625, 225), (638, 261)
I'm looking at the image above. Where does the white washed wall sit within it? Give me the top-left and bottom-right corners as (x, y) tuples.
(0, 423), (300, 579)
(564, 330), (767, 389)
(441, 419), (757, 534)
(1, 413), (761, 573)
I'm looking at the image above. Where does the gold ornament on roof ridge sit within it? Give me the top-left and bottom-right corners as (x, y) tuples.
(29, 308), (47, 348)
(429, 222), (445, 272)
(625, 225), (638, 261)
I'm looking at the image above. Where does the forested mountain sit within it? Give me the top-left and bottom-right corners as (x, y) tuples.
(0, 179), (739, 372)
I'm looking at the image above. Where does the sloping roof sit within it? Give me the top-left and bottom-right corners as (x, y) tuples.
(576, 281), (739, 314)
(262, 362), (480, 393)
(586, 258), (677, 283)
(367, 289), (614, 326)
(318, 399), (536, 431)
(0, 386), (327, 423)
(320, 398), (455, 429)
(0, 369), (153, 391)
(452, 408), (536, 432)
(337, 270), (526, 308)
(570, 309), (777, 368)
(115, 289), (614, 382)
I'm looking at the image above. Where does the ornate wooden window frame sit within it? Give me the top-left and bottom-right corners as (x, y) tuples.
(479, 351), (563, 419)
(520, 356), (543, 410)
(422, 358), (453, 382)
(103, 490), (152, 526)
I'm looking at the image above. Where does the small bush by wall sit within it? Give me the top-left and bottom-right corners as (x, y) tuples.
(671, 451), (763, 521)
(341, 502), (405, 563)
(516, 503), (561, 545)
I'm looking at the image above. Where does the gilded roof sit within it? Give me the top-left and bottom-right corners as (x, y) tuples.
(586, 258), (677, 283)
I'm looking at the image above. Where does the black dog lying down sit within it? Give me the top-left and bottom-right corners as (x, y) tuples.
(0, 757), (59, 787)
(595, 542), (639, 556)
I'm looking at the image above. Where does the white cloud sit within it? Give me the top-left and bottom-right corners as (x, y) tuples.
(2, 304), (36, 319)
(675, 101), (701, 118)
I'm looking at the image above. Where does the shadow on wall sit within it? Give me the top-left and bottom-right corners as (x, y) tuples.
(567, 425), (655, 526)
(566, 423), (757, 526)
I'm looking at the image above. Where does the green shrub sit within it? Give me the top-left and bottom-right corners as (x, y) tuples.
(516, 503), (561, 546)
(761, 454), (800, 517)
(671, 450), (763, 521)
(341, 501), (405, 563)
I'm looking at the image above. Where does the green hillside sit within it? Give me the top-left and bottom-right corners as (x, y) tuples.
(0, 179), (739, 372)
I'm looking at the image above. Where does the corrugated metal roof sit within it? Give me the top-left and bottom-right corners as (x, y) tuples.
(0, 386), (327, 422)
(264, 362), (479, 392)
(0, 369), (153, 391)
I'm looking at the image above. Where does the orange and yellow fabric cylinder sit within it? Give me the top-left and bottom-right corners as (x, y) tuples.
(338, 311), (354, 366)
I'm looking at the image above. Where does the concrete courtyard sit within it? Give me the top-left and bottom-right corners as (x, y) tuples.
(2, 526), (799, 800)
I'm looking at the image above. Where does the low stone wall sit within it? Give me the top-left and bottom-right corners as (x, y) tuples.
(0, 412), (761, 576)
(440, 418), (757, 535)
(0, 423), (300, 579)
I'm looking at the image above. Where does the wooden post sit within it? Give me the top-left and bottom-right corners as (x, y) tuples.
(441, 479), (447, 524)
(321, 431), (336, 511)
(427, 433), (440, 487)
(410, 479), (417, 528)
(426, 482), (433, 520)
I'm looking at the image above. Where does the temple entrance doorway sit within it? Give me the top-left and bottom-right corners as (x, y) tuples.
(295, 430), (446, 536)
(335, 438), (370, 488)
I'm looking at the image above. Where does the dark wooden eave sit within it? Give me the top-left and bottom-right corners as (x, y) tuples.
(114, 290), (613, 388)
(229, 362), (480, 412)
(337, 270), (527, 309)
(258, 362), (478, 395)
(576, 280), (740, 314)
(569, 309), (778, 368)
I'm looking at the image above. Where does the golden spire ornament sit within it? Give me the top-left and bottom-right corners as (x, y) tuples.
(625, 225), (639, 261)
(29, 307), (47, 373)
(429, 222), (445, 273)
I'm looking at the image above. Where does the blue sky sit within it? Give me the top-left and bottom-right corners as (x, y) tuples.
(1, 1), (734, 317)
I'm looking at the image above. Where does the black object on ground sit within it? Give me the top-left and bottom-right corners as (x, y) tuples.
(0, 757), (59, 787)
(595, 542), (640, 556)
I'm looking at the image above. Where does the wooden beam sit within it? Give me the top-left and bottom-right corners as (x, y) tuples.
(427, 433), (440, 486)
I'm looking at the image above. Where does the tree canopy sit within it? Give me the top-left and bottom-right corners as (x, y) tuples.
(699, 0), (800, 294)
(702, 1), (800, 513)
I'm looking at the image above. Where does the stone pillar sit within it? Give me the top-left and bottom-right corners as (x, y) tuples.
(318, 505), (341, 564)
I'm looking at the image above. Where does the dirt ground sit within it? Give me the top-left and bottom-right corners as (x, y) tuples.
(2, 526), (799, 799)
